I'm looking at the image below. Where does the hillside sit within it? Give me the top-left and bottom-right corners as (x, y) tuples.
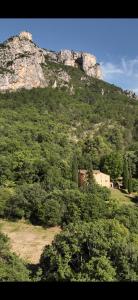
(0, 32), (138, 281)
(0, 62), (137, 207)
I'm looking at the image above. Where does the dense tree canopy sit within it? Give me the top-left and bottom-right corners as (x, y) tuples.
(0, 65), (138, 281)
(40, 220), (138, 281)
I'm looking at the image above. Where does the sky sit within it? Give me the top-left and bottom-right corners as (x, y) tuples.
(0, 18), (138, 93)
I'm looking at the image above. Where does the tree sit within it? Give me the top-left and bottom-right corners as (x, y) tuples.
(102, 151), (123, 181)
(0, 232), (30, 281)
(87, 161), (95, 187)
(128, 160), (132, 194)
(123, 157), (129, 190)
(132, 178), (138, 192)
(43, 199), (63, 226)
(72, 153), (78, 186)
(5, 183), (47, 225)
(40, 220), (138, 281)
(122, 156), (133, 193)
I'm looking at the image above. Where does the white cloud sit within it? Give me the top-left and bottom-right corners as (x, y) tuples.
(101, 57), (138, 94)
(101, 62), (124, 75)
(101, 57), (138, 78)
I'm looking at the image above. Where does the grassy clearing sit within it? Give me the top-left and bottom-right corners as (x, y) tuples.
(0, 219), (61, 264)
(110, 188), (135, 206)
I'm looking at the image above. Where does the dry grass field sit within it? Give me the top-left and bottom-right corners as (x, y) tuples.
(0, 219), (61, 264)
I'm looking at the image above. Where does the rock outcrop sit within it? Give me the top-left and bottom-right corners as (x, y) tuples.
(47, 49), (102, 79)
(0, 31), (102, 92)
(0, 32), (47, 91)
(124, 89), (138, 100)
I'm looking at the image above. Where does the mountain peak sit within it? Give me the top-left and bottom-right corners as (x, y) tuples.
(0, 31), (102, 92)
(19, 31), (33, 41)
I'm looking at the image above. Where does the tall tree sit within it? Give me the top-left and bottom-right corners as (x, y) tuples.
(128, 158), (132, 194)
(102, 151), (123, 181)
(123, 157), (129, 190)
(72, 153), (78, 186)
(87, 161), (95, 187)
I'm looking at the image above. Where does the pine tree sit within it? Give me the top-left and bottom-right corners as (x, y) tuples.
(128, 159), (132, 194)
(87, 161), (95, 187)
(128, 178), (132, 194)
(123, 157), (129, 190)
(72, 153), (78, 186)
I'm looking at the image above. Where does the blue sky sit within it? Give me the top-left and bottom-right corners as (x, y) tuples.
(0, 18), (138, 93)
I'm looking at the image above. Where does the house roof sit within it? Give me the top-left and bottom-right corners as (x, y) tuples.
(93, 170), (101, 174)
(79, 169), (109, 177)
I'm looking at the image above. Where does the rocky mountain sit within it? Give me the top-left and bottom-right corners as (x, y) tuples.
(0, 31), (102, 92)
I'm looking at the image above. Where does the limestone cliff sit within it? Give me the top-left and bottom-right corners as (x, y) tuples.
(0, 31), (102, 92)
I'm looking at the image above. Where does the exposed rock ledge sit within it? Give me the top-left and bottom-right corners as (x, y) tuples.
(0, 31), (102, 92)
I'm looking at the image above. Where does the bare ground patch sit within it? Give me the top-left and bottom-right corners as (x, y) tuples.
(0, 219), (61, 264)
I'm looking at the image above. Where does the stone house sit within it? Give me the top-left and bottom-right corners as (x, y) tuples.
(78, 169), (112, 188)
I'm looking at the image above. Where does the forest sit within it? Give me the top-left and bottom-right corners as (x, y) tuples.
(0, 66), (138, 281)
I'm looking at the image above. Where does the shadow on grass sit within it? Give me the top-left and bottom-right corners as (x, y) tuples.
(120, 188), (129, 195)
(122, 192), (138, 205)
(118, 188), (138, 205)
(128, 195), (138, 205)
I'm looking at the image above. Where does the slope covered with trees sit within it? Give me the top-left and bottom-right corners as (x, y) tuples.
(0, 64), (138, 281)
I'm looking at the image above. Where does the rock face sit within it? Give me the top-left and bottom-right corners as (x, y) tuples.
(0, 31), (102, 92)
(58, 50), (75, 67)
(0, 32), (47, 91)
(57, 50), (102, 79)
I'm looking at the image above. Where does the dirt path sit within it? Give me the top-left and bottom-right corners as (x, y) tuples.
(0, 219), (61, 264)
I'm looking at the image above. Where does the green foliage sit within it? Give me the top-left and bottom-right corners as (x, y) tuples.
(102, 151), (123, 180)
(114, 205), (138, 234)
(122, 156), (133, 193)
(87, 161), (95, 187)
(123, 157), (129, 189)
(0, 58), (137, 281)
(0, 187), (13, 217)
(128, 173), (132, 194)
(127, 156), (133, 194)
(0, 79), (137, 193)
(43, 199), (63, 226)
(0, 232), (30, 281)
(132, 178), (138, 192)
(5, 183), (47, 224)
(40, 220), (138, 281)
(71, 153), (78, 186)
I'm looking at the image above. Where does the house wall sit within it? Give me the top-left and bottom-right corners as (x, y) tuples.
(93, 172), (110, 188)
(78, 172), (86, 186)
(78, 170), (111, 188)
